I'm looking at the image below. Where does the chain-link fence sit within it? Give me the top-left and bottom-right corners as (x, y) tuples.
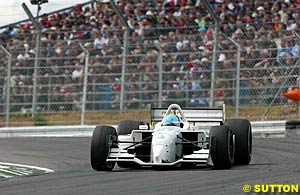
(1, 0), (300, 126)
(233, 30), (300, 120)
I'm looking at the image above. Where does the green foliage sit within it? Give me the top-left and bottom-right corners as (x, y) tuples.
(33, 116), (49, 126)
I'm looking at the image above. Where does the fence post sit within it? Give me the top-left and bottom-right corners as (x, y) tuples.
(32, 32), (41, 118)
(228, 37), (241, 118)
(202, 0), (220, 108)
(155, 43), (163, 107)
(22, 3), (41, 118)
(110, 1), (129, 113)
(120, 29), (129, 113)
(209, 24), (219, 108)
(79, 44), (90, 125)
(0, 45), (12, 127)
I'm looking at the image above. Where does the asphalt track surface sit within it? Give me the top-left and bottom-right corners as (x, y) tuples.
(0, 137), (299, 195)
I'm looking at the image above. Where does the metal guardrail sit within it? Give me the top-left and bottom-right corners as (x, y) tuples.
(0, 121), (288, 138)
(251, 121), (286, 138)
(0, 126), (95, 137)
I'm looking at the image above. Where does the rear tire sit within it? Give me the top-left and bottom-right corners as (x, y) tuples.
(209, 125), (234, 169)
(225, 119), (252, 165)
(117, 120), (145, 135)
(286, 120), (300, 127)
(286, 120), (300, 137)
(90, 126), (117, 171)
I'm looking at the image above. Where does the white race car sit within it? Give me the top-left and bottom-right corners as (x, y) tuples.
(90, 104), (252, 171)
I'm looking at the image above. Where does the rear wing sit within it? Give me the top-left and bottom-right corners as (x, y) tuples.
(150, 105), (225, 124)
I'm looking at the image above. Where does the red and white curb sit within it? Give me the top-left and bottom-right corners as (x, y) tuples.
(0, 162), (54, 179)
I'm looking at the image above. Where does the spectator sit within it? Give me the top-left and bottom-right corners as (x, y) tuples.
(166, 84), (186, 107)
(190, 84), (208, 107)
(214, 80), (225, 108)
(95, 77), (113, 110)
(127, 84), (139, 109)
(72, 62), (83, 83)
(1, 0), (300, 115)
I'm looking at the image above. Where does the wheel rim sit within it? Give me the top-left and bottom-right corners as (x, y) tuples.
(248, 124), (252, 157)
(228, 131), (234, 162)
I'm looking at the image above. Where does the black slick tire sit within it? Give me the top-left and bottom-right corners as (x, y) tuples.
(209, 125), (234, 169)
(117, 120), (145, 135)
(90, 126), (117, 171)
(225, 119), (252, 165)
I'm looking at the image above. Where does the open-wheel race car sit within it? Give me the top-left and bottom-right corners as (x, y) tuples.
(90, 104), (252, 171)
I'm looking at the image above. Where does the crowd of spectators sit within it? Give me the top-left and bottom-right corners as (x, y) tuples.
(1, 0), (300, 113)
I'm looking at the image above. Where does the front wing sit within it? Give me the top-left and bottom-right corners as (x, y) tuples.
(107, 148), (211, 166)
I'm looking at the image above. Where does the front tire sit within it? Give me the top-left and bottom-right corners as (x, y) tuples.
(209, 125), (234, 169)
(225, 119), (252, 165)
(90, 126), (117, 171)
(117, 120), (145, 135)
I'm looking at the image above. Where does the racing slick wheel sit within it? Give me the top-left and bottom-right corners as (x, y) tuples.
(285, 120), (300, 137)
(209, 125), (234, 169)
(117, 120), (145, 135)
(225, 119), (252, 165)
(90, 126), (117, 171)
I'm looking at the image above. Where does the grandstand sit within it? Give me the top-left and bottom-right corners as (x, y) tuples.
(0, 0), (300, 126)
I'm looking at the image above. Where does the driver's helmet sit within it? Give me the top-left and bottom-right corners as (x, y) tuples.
(162, 115), (180, 127)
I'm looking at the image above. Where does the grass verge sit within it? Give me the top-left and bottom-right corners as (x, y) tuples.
(0, 105), (299, 127)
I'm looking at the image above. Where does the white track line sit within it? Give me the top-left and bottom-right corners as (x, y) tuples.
(0, 162), (54, 174)
(0, 173), (12, 178)
(0, 169), (23, 176)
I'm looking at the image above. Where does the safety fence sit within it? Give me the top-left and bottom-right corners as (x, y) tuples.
(0, 0), (300, 126)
